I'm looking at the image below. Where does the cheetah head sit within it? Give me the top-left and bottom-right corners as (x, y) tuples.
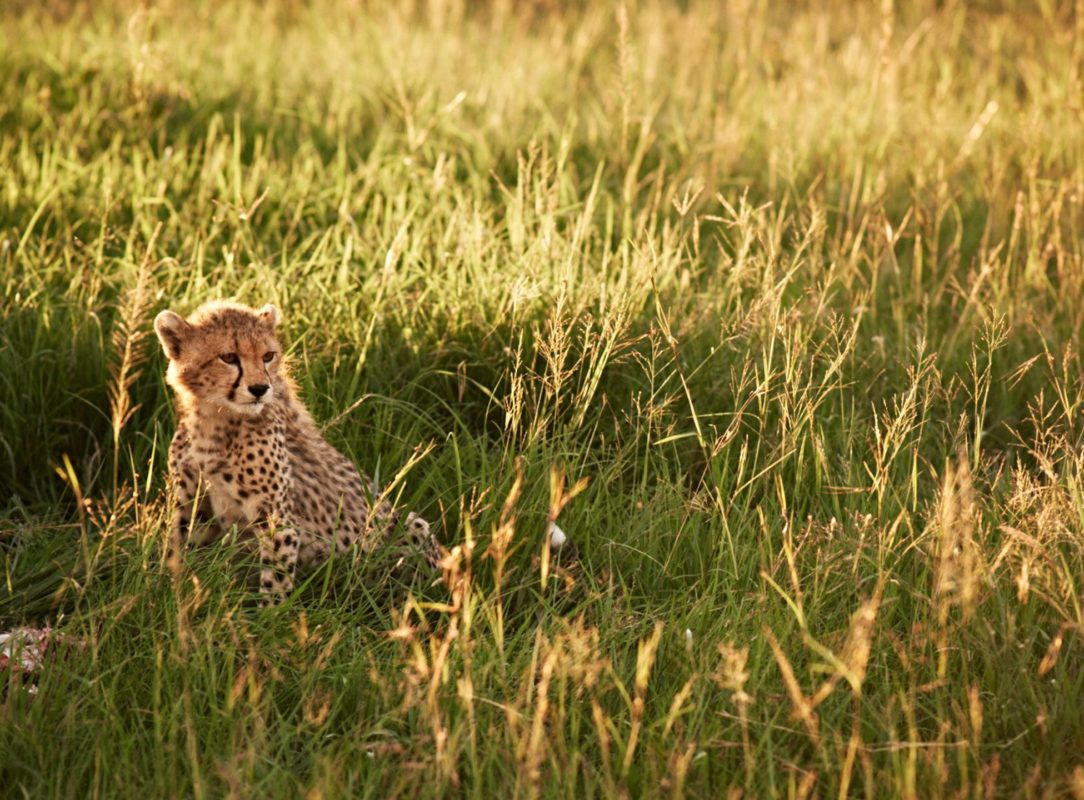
(154, 300), (286, 417)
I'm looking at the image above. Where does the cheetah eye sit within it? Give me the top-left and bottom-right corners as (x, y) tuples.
(262, 352), (275, 363)
(220, 353), (239, 365)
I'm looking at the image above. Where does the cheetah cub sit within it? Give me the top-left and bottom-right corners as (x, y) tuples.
(154, 300), (440, 605)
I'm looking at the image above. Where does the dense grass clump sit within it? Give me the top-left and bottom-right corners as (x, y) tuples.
(2, 0), (1084, 796)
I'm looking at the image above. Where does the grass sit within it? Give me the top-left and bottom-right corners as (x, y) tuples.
(2, 0), (1083, 796)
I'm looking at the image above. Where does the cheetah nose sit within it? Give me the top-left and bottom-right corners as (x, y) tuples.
(249, 384), (269, 398)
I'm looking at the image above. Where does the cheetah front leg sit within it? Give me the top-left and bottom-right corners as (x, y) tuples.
(256, 518), (300, 607)
(166, 463), (222, 572)
(166, 478), (194, 576)
(166, 454), (203, 574)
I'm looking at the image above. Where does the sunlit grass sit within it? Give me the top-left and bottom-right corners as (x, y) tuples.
(2, 0), (1084, 796)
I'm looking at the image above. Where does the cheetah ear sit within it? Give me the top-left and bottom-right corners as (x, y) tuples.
(257, 304), (281, 328)
(154, 310), (192, 360)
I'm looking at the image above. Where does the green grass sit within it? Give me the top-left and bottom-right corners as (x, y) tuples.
(2, 0), (1084, 796)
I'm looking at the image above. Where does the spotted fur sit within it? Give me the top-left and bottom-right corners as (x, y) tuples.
(155, 300), (440, 605)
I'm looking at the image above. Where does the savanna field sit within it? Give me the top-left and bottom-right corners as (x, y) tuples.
(2, 0), (1084, 796)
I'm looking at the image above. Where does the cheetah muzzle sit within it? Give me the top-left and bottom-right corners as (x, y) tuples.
(155, 300), (441, 606)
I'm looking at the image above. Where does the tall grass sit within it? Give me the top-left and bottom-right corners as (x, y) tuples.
(2, 0), (1083, 796)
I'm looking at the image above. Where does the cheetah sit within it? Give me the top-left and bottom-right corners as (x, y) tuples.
(154, 300), (440, 605)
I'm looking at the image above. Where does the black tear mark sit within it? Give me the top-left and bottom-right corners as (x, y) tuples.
(227, 359), (244, 401)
